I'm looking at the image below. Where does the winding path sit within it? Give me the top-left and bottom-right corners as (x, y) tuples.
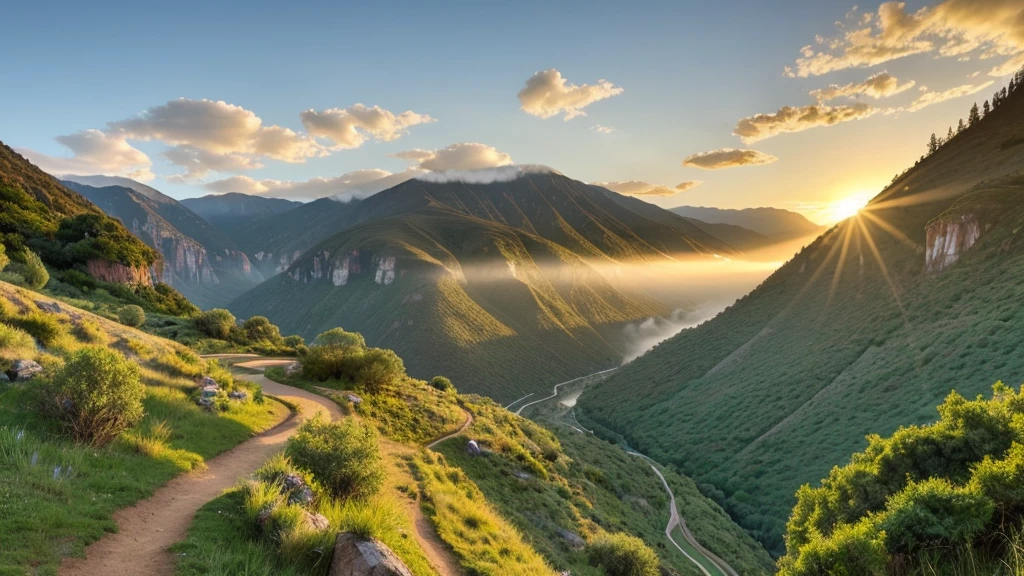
(59, 357), (340, 576)
(514, 368), (618, 416)
(426, 408), (473, 450)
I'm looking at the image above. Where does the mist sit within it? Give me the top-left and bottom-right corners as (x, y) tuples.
(620, 306), (724, 364)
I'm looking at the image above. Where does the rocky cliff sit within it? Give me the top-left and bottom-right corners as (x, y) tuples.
(86, 259), (154, 285)
(925, 213), (982, 273)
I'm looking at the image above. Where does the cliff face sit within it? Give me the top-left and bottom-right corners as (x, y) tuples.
(285, 249), (399, 287)
(86, 259), (154, 285)
(925, 213), (982, 273)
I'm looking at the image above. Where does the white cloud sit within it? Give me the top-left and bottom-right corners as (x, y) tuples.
(391, 142), (514, 172)
(17, 129), (154, 181)
(517, 69), (624, 120)
(810, 71), (916, 101)
(675, 181), (704, 192)
(899, 80), (995, 112)
(734, 103), (877, 143)
(300, 104), (434, 149)
(415, 165), (558, 185)
(163, 145), (263, 180)
(592, 124), (617, 134)
(682, 149), (779, 170)
(788, 0), (1024, 78)
(204, 169), (418, 201)
(593, 180), (680, 197)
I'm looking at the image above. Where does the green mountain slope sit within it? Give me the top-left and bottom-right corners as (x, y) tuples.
(180, 192), (301, 236)
(580, 82), (1024, 554)
(62, 178), (263, 308)
(0, 142), (161, 285)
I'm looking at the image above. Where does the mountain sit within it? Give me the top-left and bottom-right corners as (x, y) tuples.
(668, 205), (823, 240)
(0, 142), (160, 285)
(179, 192), (301, 236)
(62, 177), (263, 308)
(579, 82), (1024, 554)
(231, 169), (749, 400)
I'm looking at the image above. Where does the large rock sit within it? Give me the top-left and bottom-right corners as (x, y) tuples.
(330, 532), (414, 576)
(7, 359), (43, 382)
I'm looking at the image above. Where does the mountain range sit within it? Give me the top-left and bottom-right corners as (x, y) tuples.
(579, 82), (1024, 554)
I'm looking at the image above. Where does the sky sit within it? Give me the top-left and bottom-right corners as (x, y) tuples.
(3, 0), (1022, 224)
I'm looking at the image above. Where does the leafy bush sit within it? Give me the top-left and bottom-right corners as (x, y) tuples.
(287, 416), (385, 501)
(283, 335), (305, 348)
(353, 348), (405, 393)
(193, 308), (236, 339)
(0, 322), (35, 356)
(312, 328), (365, 350)
(301, 345), (406, 393)
(429, 376), (454, 393)
(242, 316), (282, 344)
(72, 319), (106, 344)
(117, 305), (146, 327)
(301, 345), (349, 382)
(38, 346), (145, 445)
(21, 249), (49, 289)
(0, 243), (8, 272)
(7, 312), (66, 347)
(587, 532), (660, 576)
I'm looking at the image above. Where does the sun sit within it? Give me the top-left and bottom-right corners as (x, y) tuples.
(829, 191), (873, 223)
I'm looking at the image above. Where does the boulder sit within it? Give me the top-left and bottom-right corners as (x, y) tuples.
(7, 359), (43, 382)
(198, 375), (218, 388)
(466, 439), (481, 456)
(344, 393), (362, 405)
(288, 485), (315, 506)
(330, 532), (414, 576)
(229, 390), (248, 401)
(197, 397), (215, 409)
(284, 362), (301, 377)
(34, 301), (63, 314)
(283, 473), (306, 491)
(303, 510), (330, 532)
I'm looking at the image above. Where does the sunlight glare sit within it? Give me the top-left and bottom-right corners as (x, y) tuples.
(829, 192), (873, 223)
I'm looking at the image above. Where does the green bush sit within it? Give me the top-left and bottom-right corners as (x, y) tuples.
(117, 305), (146, 327)
(587, 532), (660, 576)
(0, 322), (35, 355)
(242, 316), (283, 344)
(72, 319), (107, 344)
(354, 348), (405, 393)
(22, 249), (49, 289)
(39, 347), (146, 446)
(429, 376), (454, 393)
(313, 328), (365, 350)
(7, 312), (66, 347)
(193, 308), (236, 339)
(283, 334), (305, 348)
(301, 345), (349, 381)
(778, 521), (887, 576)
(287, 416), (385, 501)
(0, 243), (8, 272)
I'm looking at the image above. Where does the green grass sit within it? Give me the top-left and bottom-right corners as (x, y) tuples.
(0, 282), (289, 574)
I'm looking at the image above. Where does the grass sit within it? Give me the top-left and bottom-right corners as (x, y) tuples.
(0, 282), (289, 574)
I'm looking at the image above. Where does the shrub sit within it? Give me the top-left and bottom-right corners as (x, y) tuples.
(301, 345), (349, 381)
(587, 533), (660, 576)
(8, 312), (66, 347)
(242, 316), (283, 344)
(313, 328), (365, 350)
(0, 322), (35, 356)
(283, 334), (305, 348)
(355, 348), (405, 393)
(22, 249), (49, 289)
(429, 376), (454, 393)
(0, 243), (8, 272)
(39, 346), (145, 445)
(287, 416), (385, 501)
(117, 305), (146, 327)
(73, 319), (107, 344)
(193, 308), (236, 339)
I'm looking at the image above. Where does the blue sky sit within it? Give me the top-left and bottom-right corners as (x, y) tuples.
(3, 0), (1022, 223)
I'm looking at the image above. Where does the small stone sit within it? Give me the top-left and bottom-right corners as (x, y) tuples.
(229, 390), (248, 401)
(514, 471), (532, 480)
(466, 440), (482, 456)
(283, 473), (305, 491)
(330, 532), (414, 576)
(303, 510), (330, 532)
(7, 359), (43, 382)
(344, 393), (362, 405)
(288, 485), (315, 506)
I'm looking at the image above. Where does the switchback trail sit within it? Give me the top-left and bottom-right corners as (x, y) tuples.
(514, 368), (618, 415)
(426, 408), (473, 450)
(59, 357), (340, 576)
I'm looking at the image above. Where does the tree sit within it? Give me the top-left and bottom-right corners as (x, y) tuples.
(117, 305), (146, 327)
(969, 102), (981, 125)
(194, 308), (236, 339)
(313, 327), (365, 350)
(430, 375), (455, 393)
(957, 118), (966, 133)
(39, 347), (146, 446)
(588, 533), (660, 576)
(242, 316), (282, 344)
(282, 335), (305, 348)
(287, 416), (385, 501)
(928, 133), (940, 154)
(983, 99), (991, 116)
(946, 126), (954, 142)
(22, 249), (49, 289)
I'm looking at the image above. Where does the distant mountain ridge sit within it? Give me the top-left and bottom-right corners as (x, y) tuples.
(62, 177), (263, 308)
(668, 205), (823, 239)
(180, 192), (301, 235)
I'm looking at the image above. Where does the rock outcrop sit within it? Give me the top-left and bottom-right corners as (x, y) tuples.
(6, 359), (43, 382)
(925, 213), (982, 273)
(329, 532), (414, 576)
(86, 259), (154, 285)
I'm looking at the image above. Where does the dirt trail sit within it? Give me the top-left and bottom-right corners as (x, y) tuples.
(60, 358), (340, 576)
(426, 409), (473, 450)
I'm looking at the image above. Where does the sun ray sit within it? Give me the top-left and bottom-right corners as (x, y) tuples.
(860, 209), (922, 252)
(825, 219), (854, 311)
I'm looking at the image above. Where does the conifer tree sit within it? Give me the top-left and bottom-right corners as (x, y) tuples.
(928, 133), (939, 154)
(983, 100), (991, 116)
(957, 118), (966, 133)
(969, 102), (981, 125)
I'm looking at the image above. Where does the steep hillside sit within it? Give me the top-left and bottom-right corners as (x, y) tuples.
(669, 205), (823, 240)
(62, 179), (262, 308)
(180, 192), (301, 236)
(0, 142), (160, 285)
(581, 80), (1024, 554)
(232, 206), (666, 401)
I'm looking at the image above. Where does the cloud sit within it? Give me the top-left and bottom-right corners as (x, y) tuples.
(300, 104), (434, 149)
(391, 142), (513, 171)
(899, 80), (995, 112)
(788, 0), (1024, 78)
(17, 129), (154, 181)
(204, 169), (418, 201)
(163, 145), (263, 180)
(517, 69), (624, 120)
(592, 124), (616, 134)
(415, 165), (558, 185)
(734, 102), (877, 143)
(810, 71), (916, 101)
(990, 51), (1024, 76)
(682, 149), (778, 170)
(593, 180), (680, 197)
(675, 181), (704, 192)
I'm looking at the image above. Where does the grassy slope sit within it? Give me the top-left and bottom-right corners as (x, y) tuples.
(579, 88), (1024, 553)
(0, 282), (288, 574)
(232, 209), (663, 402)
(264, 367), (772, 574)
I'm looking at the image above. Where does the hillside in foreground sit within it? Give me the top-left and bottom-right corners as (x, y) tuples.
(581, 77), (1024, 554)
